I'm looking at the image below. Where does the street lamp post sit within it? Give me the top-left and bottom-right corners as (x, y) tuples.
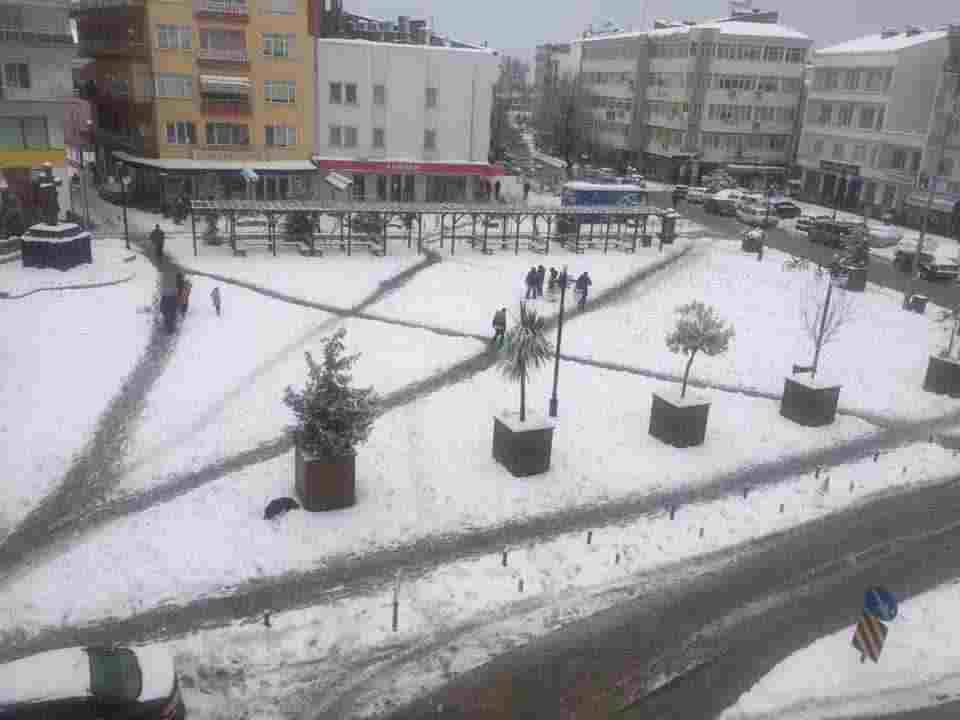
(549, 265), (568, 418)
(119, 163), (130, 250)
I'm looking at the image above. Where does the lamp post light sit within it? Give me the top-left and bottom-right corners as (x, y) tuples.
(549, 264), (568, 418)
(119, 163), (130, 250)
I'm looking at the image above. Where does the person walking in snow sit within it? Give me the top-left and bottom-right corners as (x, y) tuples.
(575, 271), (592, 310)
(525, 266), (538, 299)
(150, 224), (165, 260)
(176, 272), (192, 317)
(523, 181), (531, 203)
(210, 286), (222, 316)
(536, 265), (546, 297)
(492, 307), (507, 348)
(160, 266), (178, 334)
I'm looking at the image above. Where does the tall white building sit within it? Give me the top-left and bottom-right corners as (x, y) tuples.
(796, 24), (960, 232)
(574, 9), (811, 186)
(313, 37), (500, 203)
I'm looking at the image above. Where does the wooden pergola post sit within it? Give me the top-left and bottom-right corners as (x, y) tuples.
(191, 207), (198, 257)
(483, 215), (489, 254)
(417, 214), (424, 253)
(546, 215), (552, 255)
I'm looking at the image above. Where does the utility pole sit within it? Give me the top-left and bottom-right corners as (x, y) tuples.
(811, 276), (834, 379)
(549, 265), (568, 417)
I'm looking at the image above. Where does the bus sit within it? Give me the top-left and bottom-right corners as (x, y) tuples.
(558, 181), (646, 234)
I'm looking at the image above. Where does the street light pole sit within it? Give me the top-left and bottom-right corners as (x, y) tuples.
(549, 265), (568, 418)
(811, 274), (834, 379)
(120, 164), (130, 250)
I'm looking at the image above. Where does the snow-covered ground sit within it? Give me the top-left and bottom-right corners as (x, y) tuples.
(722, 576), (960, 720)
(564, 240), (956, 423)
(0, 358), (877, 633)
(117, 439), (956, 720)
(0, 239), (156, 538)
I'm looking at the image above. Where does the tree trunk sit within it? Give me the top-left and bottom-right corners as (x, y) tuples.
(520, 366), (527, 422)
(681, 349), (698, 399)
(949, 315), (959, 359)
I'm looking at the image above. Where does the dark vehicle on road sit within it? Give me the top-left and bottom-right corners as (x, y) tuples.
(0, 645), (186, 720)
(704, 189), (743, 216)
(807, 219), (860, 248)
(796, 214), (832, 233)
(772, 200), (802, 219)
(893, 242), (960, 281)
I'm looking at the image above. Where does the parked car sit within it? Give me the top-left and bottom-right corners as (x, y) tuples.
(808, 219), (860, 248)
(736, 202), (781, 228)
(796, 214), (832, 233)
(672, 184), (689, 199)
(686, 186), (709, 204)
(704, 189), (743, 216)
(0, 645), (186, 720)
(863, 222), (902, 248)
(772, 200), (803, 219)
(893, 240), (960, 280)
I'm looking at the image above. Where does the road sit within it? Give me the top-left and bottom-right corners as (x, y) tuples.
(381, 470), (960, 720)
(649, 193), (960, 310)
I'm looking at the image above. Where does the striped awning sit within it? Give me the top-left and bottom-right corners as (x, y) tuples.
(200, 74), (250, 96)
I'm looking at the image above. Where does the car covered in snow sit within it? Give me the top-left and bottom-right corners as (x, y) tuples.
(704, 189), (743, 216)
(736, 202), (780, 228)
(863, 222), (903, 248)
(893, 239), (960, 281)
(796, 214), (832, 233)
(0, 645), (186, 720)
(772, 200), (803, 219)
(685, 186), (709, 204)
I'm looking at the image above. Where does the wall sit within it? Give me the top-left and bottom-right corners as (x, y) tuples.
(314, 39), (498, 163)
(886, 37), (947, 134)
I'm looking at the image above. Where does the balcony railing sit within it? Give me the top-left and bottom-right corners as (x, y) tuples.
(201, 98), (252, 115)
(80, 37), (147, 57)
(194, 0), (248, 18)
(72, 0), (145, 11)
(0, 27), (75, 45)
(198, 48), (249, 63)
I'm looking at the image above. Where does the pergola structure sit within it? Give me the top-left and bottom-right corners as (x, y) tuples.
(187, 199), (675, 258)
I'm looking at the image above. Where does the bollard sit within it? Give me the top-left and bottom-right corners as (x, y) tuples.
(850, 480), (854, 493)
(874, 451), (879, 462)
(615, 551), (621, 565)
(743, 486), (749, 500)
(902, 466), (907, 475)
(815, 466), (821, 479)
(779, 503), (784, 514)
(518, 578), (524, 593)
(670, 505), (676, 521)
(587, 530), (593, 545)
(823, 476), (830, 493)
(392, 575), (400, 632)
(264, 611), (272, 628)
(502, 549), (508, 567)
(699, 527), (704, 539)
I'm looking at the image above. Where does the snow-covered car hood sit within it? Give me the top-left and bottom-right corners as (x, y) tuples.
(131, 645), (177, 702)
(865, 223), (903, 248)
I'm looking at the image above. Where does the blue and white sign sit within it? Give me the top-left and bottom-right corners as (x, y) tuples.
(864, 586), (898, 622)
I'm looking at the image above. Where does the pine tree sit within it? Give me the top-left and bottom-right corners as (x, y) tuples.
(498, 303), (553, 422)
(284, 328), (380, 457)
(666, 301), (735, 398)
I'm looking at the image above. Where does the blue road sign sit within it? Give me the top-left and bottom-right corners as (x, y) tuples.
(864, 586), (898, 622)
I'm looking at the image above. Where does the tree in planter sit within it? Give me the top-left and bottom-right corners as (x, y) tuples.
(799, 273), (855, 378)
(498, 303), (553, 422)
(666, 301), (735, 398)
(284, 328), (380, 459)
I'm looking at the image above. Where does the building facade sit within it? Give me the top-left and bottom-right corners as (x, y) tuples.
(533, 42), (577, 108)
(0, 0), (75, 223)
(575, 10), (811, 186)
(73, 0), (315, 205)
(311, 4), (501, 204)
(796, 25), (960, 230)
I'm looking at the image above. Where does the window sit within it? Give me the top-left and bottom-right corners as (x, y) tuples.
(329, 82), (342, 104)
(265, 80), (295, 103)
(781, 77), (802, 93)
(155, 74), (193, 98)
(353, 175), (365, 201)
(786, 47), (805, 63)
(88, 648), (142, 702)
(329, 125), (342, 146)
(865, 69), (890, 91)
(939, 157), (955, 178)
(109, 78), (129, 96)
(817, 103), (833, 125)
(757, 77), (778, 92)
(373, 127), (384, 148)
(813, 138), (824, 155)
(200, 29), (245, 55)
(265, 125), (296, 146)
(844, 69), (861, 90)
(875, 106), (885, 130)
(891, 148), (907, 170)
(263, 32), (294, 57)
(165, 121), (195, 144)
(373, 84), (385, 106)
(425, 87), (437, 108)
(376, 174), (387, 201)
(824, 69), (839, 90)
(345, 83), (357, 105)
(910, 150), (921, 173)
(157, 25), (191, 50)
(769, 135), (787, 151)
(832, 142), (845, 160)
(344, 126), (357, 147)
(266, 0), (295, 14)
(424, 129), (436, 150)
(738, 45), (762, 61)
(763, 46), (784, 62)
(0, 116), (47, 148)
(853, 144), (866, 162)
(858, 107), (875, 129)
(3, 63), (29, 89)
(838, 104), (853, 127)
(206, 122), (249, 145)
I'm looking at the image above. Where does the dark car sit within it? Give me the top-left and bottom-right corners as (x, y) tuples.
(894, 246), (960, 281)
(808, 219), (860, 248)
(773, 201), (802, 219)
(0, 645), (185, 720)
(796, 214), (832, 233)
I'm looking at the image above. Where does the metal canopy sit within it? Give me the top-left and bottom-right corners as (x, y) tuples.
(188, 199), (666, 217)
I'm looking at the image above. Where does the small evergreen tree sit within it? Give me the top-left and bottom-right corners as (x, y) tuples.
(498, 303), (553, 422)
(666, 301), (735, 398)
(284, 328), (380, 457)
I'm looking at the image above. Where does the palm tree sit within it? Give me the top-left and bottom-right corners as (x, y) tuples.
(498, 303), (553, 422)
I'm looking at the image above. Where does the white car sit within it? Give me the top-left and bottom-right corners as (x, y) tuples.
(736, 203), (780, 228)
(864, 222), (903, 248)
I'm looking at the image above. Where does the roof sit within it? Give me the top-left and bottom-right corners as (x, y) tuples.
(581, 17), (809, 41)
(315, 37), (498, 55)
(112, 152), (315, 173)
(563, 181), (646, 192)
(816, 29), (947, 55)
(0, 648), (90, 706)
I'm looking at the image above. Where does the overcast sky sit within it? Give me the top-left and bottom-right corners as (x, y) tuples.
(349, 0), (955, 61)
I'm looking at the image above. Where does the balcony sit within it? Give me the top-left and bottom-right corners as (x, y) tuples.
(201, 98), (252, 116)
(194, 0), (248, 20)
(0, 26), (75, 46)
(80, 37), (148, 58)
(198, 48), (249, 64)
(72, 0), (144, 11)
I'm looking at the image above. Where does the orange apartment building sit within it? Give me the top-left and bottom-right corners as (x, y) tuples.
(73, 0), (315, 205)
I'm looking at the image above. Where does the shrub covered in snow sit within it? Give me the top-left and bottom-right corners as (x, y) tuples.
(666, 301), (734, 398)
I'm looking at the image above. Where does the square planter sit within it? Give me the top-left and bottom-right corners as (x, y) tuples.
(742, 235), (762, 253)
(923, 355), (960, 397)
(649, 392), (710, 448)
(295, 447), (356, 511)
(841, 265), (867, 292)
(492, 412), (555, 477)
(779, 376), (841, 426)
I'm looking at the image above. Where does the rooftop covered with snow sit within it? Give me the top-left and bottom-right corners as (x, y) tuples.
(576, 15), (809, 43)
(816, 28), (948, 55)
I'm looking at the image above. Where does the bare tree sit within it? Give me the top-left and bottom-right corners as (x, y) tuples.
(799, 274), (855, 377)
(937, 302), (960, 360)
(666, 302), (735, 398)
(533, 75), (592, 176)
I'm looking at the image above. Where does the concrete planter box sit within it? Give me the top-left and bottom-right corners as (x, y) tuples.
(649, 391), (710, 448)
(492, 412), (555, 477)
(741, 234), (762, 253)
(779, 376), (841, 427)
(842, 265), (867, 292)
(923, 355), (960, 397)
(295, 447), (356, 511)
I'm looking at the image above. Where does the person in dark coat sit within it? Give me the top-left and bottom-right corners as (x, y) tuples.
(492, 307), (507, 347)
(548, 267), (559, 291)
(525, 266), (538, 299)
(150, 224), (165, 259)
(575, 271), (593, 310)
(523, 181), (531, 203)
(211, 286), (222, 316)
(160, 266), (179, 334)
(536, 265), (546, 297)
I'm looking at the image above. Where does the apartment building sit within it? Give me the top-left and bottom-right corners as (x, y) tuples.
(574, 9), (811, 186)
(0, 0), (75, 221)
(534, 42), (578, 102)
(311, 1), (501, 203)
(73, 0), (315, 204)
(796, 25), (960, 230)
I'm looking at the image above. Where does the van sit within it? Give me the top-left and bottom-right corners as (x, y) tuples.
(0, 645), (185, 720)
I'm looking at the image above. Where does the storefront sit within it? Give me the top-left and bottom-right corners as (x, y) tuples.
(724, 163), (787, 191)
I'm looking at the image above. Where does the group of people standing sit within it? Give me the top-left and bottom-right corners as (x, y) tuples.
(493, 266), (594, 347)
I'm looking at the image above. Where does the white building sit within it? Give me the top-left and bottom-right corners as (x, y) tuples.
(796, 24), (960, 231)
(313, 38), (501, 203)
(574, 10), (811, 186)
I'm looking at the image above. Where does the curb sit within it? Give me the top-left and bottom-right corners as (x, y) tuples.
(0, 273), (136, 300)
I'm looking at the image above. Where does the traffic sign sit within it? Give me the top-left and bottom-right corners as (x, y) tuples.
(864, 586), (898, 621)
(852, 613), (888, 663)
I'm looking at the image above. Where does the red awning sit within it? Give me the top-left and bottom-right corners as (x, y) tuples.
(311, 157), (506, 177)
